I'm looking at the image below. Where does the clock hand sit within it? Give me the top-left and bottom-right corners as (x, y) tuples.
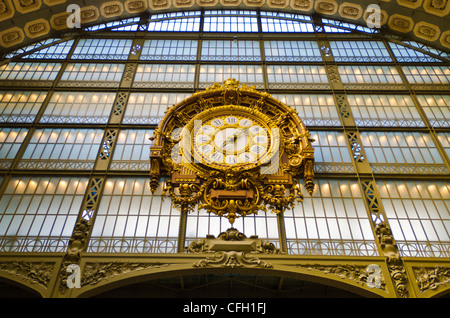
(221, 127), (249, 149)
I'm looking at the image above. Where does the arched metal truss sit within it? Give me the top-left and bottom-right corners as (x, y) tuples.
(1, 0), (450, 55)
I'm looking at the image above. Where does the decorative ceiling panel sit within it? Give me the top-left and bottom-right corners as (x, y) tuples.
(0, 0), (449, 53)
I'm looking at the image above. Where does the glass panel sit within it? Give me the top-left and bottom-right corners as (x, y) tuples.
(285, 179), (378, 256)
(16, 40), (74, 59)
(72, 39), (133, 60)
(360, 131), (447, 174)
(0, 128), (28, 169)
(267, 65), (328, 89)
(41, 92), (115, 124)
(19, 128), (103, 170)
(338, 66), (403, 84)
(133, 64), (195, 88)
(186, 208), (278, 244)
(204, 11), (258, 32)
(110, 129), (154, 170)
(199, 64), (264, 89)
(0, 62), (61, 81)
(416, 95), (450, 128)
(322, 18), (377, 34)
(261, 16), (314, 32)
(0, 176), (88, 252)
(402, 66), (450, 84)
(148, 12), (201, 32)
(0, 91), (47, 123)
(272, 93), (340, 126)
(123, 92), (190, 125)
(437, 132), (450, 159)
(85, 17), (141, 31)
(396, 41), (450, 61)
(347, 94), (425, 127)
(377, 180), (450, 257)
(329, 41), (392, 62)
(201, 40), (261, 62)
(88, 178), (180, 253)
(309, 131), (353, 173)
(140, 39), (198, 61)
(5, 39), (64, 58)
(389, 42), (443, 63)
(60, 63), (125, 86)
(264, 40), (322, 62)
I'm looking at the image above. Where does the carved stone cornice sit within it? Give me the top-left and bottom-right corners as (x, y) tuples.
(188, 228), (279, 269)
(187, 227), (281, 255)
(414, 266), (450, 293)
(193, 251), (274, 269)
(81, 262), (170, 287)
(297, 263), (387, 293)
(0, 261), (54, 288)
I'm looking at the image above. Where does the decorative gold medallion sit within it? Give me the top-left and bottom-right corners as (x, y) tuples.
(150, 79), (315, 224)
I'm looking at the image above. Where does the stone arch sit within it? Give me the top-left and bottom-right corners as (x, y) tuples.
(0, 275), (45, 298)
(73, 260), (391, 298)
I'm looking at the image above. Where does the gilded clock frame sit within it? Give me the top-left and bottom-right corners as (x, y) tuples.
(183, 105), (281, 173)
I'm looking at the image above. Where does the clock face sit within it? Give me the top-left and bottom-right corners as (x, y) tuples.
(186, 107), (279, 170)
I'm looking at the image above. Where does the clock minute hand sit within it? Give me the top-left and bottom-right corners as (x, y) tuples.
(221, 127), (249, 149)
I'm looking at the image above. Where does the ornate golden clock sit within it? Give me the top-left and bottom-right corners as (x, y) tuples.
(184, 105), (280, 172)
(150, 79), (315, 225)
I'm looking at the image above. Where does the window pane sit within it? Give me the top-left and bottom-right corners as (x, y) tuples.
(272, 93), (340, 126)
(41, 92), (115, 124)
(0, 62), (61, 82)
(201, 40), (261, 62)
(330, 41), (392, 62)
(123, 92), (190, 125)
(140, 39), (198, 61)
(285, 179), (377, 256)
(402, 66), (450, 84)
(88, 178), (180, 253)
(19, 128), (103, 170)
(72, 39), (133, 60)
(133, 64), (195, 88)
(309, 131), (353, 173)
(110, 129), (154, 170)
(389, 42), (443, 63)
(416, 95), (450, 128)
(264, 40), (322, 62)
(0, 128), (28, 169)
(0, 176), (88, 252)
(199, 64), (264, 89)
(0, 91), (47, 123)
(204, 11), (258, 33)
(59, 63), (125, 87)
(347, 94), (424, 127)
(338, 66), (403, 84)
(360, 132), (447, 174)
(377, 180), (450, 257)
(267, 65), (329, 89)
(148, 12), (201, 32)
